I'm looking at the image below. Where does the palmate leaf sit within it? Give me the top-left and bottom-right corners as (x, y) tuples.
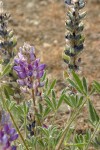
(88, 100), (99, 126)
(64, 95), (72, 107)
(67, 78), (82, 93)
(67, 72), (88, 95)
(72, 71), (83, 92)
(38, 104), (51, 118)
(45, 92), (64, 112)
(64, 94), (83, 108)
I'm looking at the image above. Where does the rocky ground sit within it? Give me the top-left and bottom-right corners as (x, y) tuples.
(4, 0), (100, 132)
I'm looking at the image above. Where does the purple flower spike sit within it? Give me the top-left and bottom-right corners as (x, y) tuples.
(13, 43), (46, 95)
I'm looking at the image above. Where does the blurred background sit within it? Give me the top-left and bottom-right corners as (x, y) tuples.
(2, 0), (100, 131)
(3, 0), (100, 83)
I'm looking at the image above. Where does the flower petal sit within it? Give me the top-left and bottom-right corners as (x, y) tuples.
(38, 64), (46, 71)
(18, 72), (27, 79)
(13, 66), (22, 72)
(37, 71), (44, 78)
(10, 134), (18, 141)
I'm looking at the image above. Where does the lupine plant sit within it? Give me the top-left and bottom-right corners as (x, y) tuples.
(0, 0), (100, 150)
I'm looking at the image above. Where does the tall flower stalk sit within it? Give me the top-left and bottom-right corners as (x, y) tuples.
(13, 43), (46, 126)
(0, 1), (17, 64)
(56, 0), (86, 149)
(63, 0), (86, 71)
(0, 2), (25, 103)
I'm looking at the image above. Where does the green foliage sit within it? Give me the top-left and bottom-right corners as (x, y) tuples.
(88, 100), (99, 126)
(93, 81), (100, 93)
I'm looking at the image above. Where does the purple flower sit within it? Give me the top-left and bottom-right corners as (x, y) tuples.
(0, 124), (18, 150)
(0, 112), (18, 150)
(13, 43), (46, 95)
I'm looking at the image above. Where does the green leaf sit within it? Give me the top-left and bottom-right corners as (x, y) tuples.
(3, 84), (14, 96)
(77, 96), (83, 107)
(9, 101), (16, 111)
(64, 95), (72, 107)
(93, 81), (100, 93)
(72, 71), (83, 92)
(4, 87), (10, 100)
(1, 62), (12, 77)
(45, 96), (54, 110)
(38, 127), (49, 137)
(47, 79), (56, 96)
(88, 100), (99, 125)
(57, 94), (65, 109)
(82, 77), (88, 95)
(70, 95), (76, 107)
(67, 78), (82, 93)
(45, 78), (48, 89)
(51, 90), (57, 109)
(23, 102), (28, 114)
(41, 71), (46, 81)
(43, 107), (51, 117)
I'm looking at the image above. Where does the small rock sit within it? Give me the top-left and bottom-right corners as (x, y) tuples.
(43, 43), (51, 48)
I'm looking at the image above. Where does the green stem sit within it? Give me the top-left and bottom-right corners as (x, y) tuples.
(55, 98), (88, 150)
(32, 88), (41, 126)
(84, 120), (100, 150)
(24, 114), (27, 139)
(32, 88), (36, 116)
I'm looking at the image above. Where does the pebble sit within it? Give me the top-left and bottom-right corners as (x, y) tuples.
(43, 43), (51, 48)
